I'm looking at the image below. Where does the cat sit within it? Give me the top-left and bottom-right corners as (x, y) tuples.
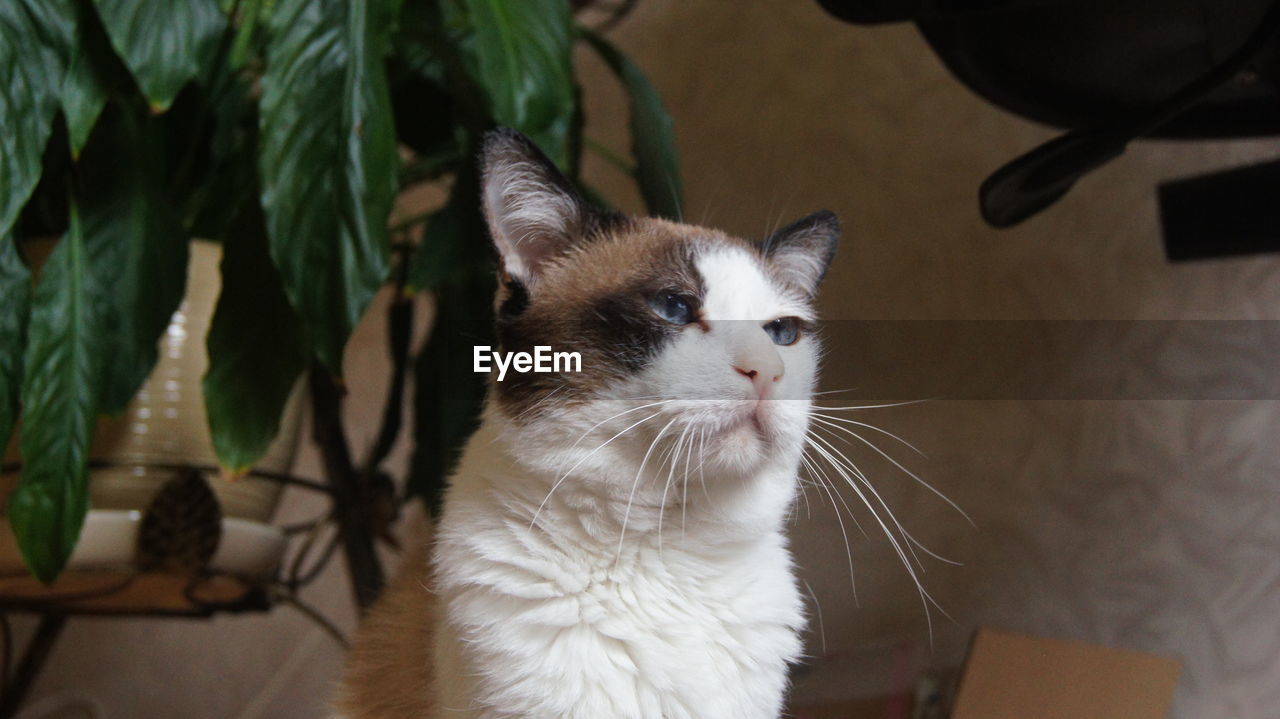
(334, 127), (840, 719)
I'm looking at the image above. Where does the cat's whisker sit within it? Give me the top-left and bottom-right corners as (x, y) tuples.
(510, 383), (569, 422)
(808, 423), (965, 569)
(794, 476), (815, 521)
(546, 400), (677, 479)
(801, 579), (827, 657)
(616, 416), (681, 566)
(807, 430), (928, 573)
(657, 422), (695, 555)
(696, 425), (714, 507)
(799, 452), (858, 604)
(530, 411), (663, 532)
(805, 435), (934, 636)
(683, 424), (717, 534)
(684, 426), (703, 538)
(810, 388), (861, 397)
(813, 427), (962, 567)
(808, 412), (926, 457)
(812, 414), (973, 527)
(675, 421), (699, 536)
(812, 399), (933, 411)
(804, 433), (955, 642)
(801, 449), (869, 540)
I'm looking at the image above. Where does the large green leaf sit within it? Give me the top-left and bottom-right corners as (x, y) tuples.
(407, 166), (494, 512)
(406, 191), (493, 294)
(259, 0), (398, 372)
(409, 275), (493, 515)
(91, 0), (227, 112)
(462, 0), (575, 168)
(204, 205), (308, 473)
(581, 30), (683, 220)
(11, 207), (99, 583)
(61, 2), (116, 156)
(0, 0), (75, 238)
(0, 236), (30, 451)
(80, 107), (189, 414)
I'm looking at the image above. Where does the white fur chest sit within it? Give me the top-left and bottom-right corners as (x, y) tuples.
(430, 448), (806, 719)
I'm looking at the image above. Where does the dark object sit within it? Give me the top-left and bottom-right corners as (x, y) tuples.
(0, 615), (66, 718)
(136, 470), (223, 572)
(818, 0), (1280, 253)
(1160, 158), (1280, 261)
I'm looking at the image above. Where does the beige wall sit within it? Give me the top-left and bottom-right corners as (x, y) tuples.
(589, 2), (1280, 715)
(15, 1), (1280, 717)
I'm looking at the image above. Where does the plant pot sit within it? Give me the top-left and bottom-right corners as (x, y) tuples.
(0, 240), (301, 605)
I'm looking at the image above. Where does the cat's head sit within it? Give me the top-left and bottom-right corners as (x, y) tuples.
(480, 128), (837, 480)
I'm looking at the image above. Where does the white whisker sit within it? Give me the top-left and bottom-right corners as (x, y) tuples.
(657, 422), (694, 555)
(616, 416), (680, 565)
(800, 451), (858, 603)
(809, 412), (926, 457)
(812, 414), (972, 527)
(530, 410), (662, 531)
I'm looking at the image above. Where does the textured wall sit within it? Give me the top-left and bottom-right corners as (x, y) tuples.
(14, 1), (1280, 717)
(577, 2), (1280, 717)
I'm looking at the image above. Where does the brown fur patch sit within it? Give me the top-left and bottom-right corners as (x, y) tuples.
(333, 532), (437, 719)
(492, 217), (749, 421)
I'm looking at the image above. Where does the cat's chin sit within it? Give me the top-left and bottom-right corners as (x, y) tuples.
(699, 409), (774, 471)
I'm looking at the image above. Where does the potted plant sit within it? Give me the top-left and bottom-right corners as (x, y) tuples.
(0, 0), (682, 608)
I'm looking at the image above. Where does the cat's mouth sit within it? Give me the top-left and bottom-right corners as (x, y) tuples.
(719, 400), (770, 438)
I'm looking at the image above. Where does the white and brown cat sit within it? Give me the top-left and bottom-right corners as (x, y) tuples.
(335, 128), (839, 719)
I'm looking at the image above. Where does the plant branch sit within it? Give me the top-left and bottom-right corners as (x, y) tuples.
(308, 364), (384, 611)
(363, 250), (414, 475)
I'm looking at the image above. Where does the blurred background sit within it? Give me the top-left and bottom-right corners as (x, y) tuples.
(9, 0), (1280, 717)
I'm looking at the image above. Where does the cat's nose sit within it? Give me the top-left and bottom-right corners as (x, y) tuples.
(732, 351), (784, 398)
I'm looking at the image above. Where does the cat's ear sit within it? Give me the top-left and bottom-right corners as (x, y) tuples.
(761, 210), (840, 295)
(480, 128), (586, 287)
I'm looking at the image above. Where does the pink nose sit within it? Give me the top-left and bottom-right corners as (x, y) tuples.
(734, 364), (782, 398)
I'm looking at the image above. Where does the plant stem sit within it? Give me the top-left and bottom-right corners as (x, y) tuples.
(583, 135), (635, 175)
(308, 364), (384, 611)
(364, 250), (414, 474)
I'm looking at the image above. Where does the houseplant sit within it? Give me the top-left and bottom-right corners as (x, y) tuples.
(0, 0), (682, 597)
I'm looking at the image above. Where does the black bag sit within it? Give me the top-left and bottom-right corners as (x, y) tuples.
(818, 0), (1280, 260)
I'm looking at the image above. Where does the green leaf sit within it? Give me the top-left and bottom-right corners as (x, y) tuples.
(0, 0), (75, 238)
(91, 0), (227, 112)
(228, 0), (265, 70)
(12, 206), (98, 583)
(61, 2), (115, 156)
(80, 106), (189, 414)
(406, 198), (491, 294)
(462, 0), (575, 168)
(407, 166), (494, 512)
(259, 0), (398, 372)
(581, 30), (683, 220)
(408, 275), (493, 514)
(203, 205), (308, 473)
(0, 236), (30, 451)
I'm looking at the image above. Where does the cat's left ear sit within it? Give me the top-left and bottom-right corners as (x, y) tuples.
(480, 128), (587, 288)
(761, 210), (840, 295)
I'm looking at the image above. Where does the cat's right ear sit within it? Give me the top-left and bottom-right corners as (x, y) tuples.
(480, 128), (586, 287)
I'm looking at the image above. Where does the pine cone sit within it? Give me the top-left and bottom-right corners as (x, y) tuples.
(136, 469), (223, 572)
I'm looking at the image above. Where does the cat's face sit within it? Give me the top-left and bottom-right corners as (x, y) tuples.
(481, 129), (837, 481)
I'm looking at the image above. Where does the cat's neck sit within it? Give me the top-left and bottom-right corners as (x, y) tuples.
(441, 408), (799, 560)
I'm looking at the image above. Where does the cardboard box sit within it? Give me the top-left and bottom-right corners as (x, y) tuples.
(950, 627), (1182, 719)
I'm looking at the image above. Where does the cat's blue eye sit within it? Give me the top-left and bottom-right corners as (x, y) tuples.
(650, 291), (696, 325)
(764, 317), (801, 345)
